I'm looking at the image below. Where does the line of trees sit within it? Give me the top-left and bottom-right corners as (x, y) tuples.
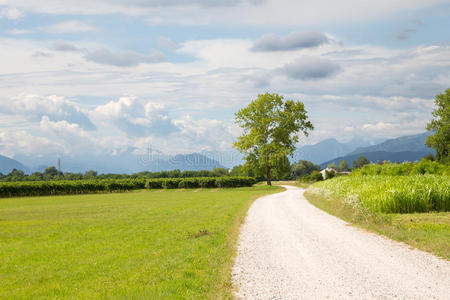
(0, 167), (232, 182)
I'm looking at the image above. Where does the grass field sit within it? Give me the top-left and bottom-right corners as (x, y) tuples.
(0, 186), (282, 299)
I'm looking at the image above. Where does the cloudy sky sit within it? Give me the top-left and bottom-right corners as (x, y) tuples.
(1, 0), (450, 163)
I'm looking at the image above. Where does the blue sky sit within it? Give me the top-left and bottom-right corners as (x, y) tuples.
(0, 0), (449, 164)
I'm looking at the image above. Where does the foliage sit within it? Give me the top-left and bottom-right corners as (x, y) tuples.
(326, 163), (337, 169)
(426, 89), (449, 163)
(233, 93), (313, 185)
(289, 160), (320, 179)
(314, 175), (449, 213)
(352, 159), (450, 176)
(352, 156), (371, 168)
(324, 169), (336, 179)
(0, 186), (282, 299)
(338, 160), (349, 172)
(0, 177), (257, 197)
(0, 167), (238, 182)
(303, 170), (324, 182)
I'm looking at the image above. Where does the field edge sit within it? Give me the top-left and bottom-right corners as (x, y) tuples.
(304, 187), (450, 261)
(213, 185), (285, 299)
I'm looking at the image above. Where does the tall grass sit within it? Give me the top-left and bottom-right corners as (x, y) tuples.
(314, 175), (450, 213)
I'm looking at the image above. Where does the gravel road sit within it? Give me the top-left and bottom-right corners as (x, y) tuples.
(232, 185), (450, 299)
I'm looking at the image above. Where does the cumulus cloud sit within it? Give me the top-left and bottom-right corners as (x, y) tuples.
(84, 48), (166, 67)
(0, 129), (60, 157)
(251, 31), (329, 52)
(362, 122), (394, 131)
(2, 94), (95, 130)
(280, 56), (340, 80)
(92, 96), (179, 136)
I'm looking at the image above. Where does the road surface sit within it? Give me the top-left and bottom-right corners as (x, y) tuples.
(232, 185), (450, 299)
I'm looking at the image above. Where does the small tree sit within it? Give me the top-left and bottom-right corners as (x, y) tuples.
(234, 93), (313, 185)
(327, 163), (337, 169)
(426, 89), (449, 163)
(353, 156), (371, 168)
(338, 160), (349, 171)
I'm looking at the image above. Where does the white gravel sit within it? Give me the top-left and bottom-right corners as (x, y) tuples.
(232, 185), (450, 299)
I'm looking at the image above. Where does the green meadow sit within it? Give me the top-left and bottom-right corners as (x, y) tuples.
(0, 186), (282, 299)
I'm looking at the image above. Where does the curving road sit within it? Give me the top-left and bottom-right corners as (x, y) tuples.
(232, 185), (450, 299)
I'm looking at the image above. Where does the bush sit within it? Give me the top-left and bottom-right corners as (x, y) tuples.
(304, 171), (323, 182)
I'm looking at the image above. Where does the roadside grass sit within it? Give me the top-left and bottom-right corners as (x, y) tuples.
(271, 180), (311, 188)
(305, 187), (450, 260)
(0, 186), (283, 299)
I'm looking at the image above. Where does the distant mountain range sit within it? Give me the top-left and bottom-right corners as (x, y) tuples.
(0, 154), (28, 174)
(348, 132), (432, 155)
(320, 132), (434, 168)
(0, 132), (436, 174)
(0, 153), (224, 174)
(293, 137), (380, 164)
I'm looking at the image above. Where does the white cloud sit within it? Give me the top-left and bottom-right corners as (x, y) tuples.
(1, 94), (95, 130)
(41, 21), (95, 34)
(92, 96), (179, 136)
(7, 29), (33, 35)
(84, 48), (166, 67)
(0, 6), (23, 19)
(2, 0), (447, 26)
(157, 37), (178, 49)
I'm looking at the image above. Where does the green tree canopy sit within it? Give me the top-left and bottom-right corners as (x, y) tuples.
(426, 89), (449, 163)
(338, 160), (349, 171)
(233, 93), (313, 185)
(289, 160), (320, 179)
(353, 156), (371, 169)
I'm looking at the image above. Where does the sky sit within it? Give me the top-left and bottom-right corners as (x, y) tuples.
(0, 0), (450, 164)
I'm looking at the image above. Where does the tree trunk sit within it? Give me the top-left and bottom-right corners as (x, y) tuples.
(267, 167), (272, 186)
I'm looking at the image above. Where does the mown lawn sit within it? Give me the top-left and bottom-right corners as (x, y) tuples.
(0, 186), (282, 299)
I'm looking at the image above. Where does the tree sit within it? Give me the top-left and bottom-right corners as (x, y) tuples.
(233, 93), (313, 185)
(84, 170), (98, 178)
(353, 156), (371, 169)
(426, 89), (449, 163)
(289, 160), (320, 179)
(338, 160), (349, 171)
(327, 163), (337, 169)
(43, 166), (59, 177)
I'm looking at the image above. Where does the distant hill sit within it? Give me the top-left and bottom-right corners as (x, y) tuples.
(0, 154), (28, 174)
(20, 152), (225, 174)
(349, 132), (432, 155)
(320, 151), (433, 168)
(320, 132), (435, 168)
(293, 137), (376, 164)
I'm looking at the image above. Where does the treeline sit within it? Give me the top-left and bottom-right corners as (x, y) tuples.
(0, 177), (257, 198)
(0, 167), (232, 182)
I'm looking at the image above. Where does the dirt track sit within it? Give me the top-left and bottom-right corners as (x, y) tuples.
(232, 185), (450, 299)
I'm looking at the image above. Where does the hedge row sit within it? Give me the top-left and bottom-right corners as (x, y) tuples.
(145, 176), (257, 189)
(0, 179), (147, 198)
(0, 177), (257, 197)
